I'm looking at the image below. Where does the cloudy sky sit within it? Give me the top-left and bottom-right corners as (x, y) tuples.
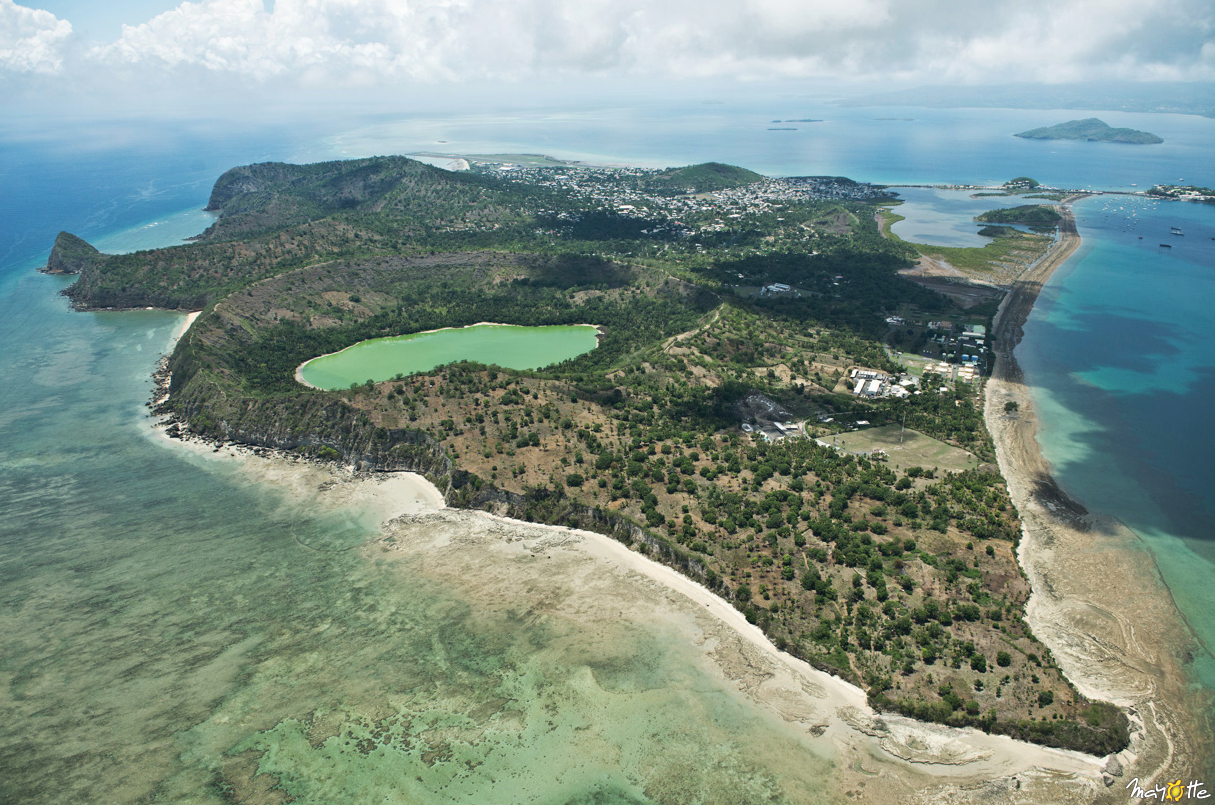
(3, 0), (1214, 110)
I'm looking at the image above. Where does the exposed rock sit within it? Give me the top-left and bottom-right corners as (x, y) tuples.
(41, 231), (107, 275)
(734, 391), (792, 428)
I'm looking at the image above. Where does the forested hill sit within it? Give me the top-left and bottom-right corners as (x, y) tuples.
(57, 156), (551, 309)
(40, 231), (108, 276)
(640, 162), (765, 194)
(975, 205), (1063, 225)
(200, 156), (542, 240)
(52, 156), (910, 313)
(1014, 118), (1163, 144)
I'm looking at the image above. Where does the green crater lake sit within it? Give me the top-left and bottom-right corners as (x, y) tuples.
(299, 323), (600, 389)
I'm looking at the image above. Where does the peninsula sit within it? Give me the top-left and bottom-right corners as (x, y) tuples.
(975, 205), (1062, 226)
(49, 156), (1129, 756)
(1014, 118), (1163, 144)
(1148, 183), (1215, 202)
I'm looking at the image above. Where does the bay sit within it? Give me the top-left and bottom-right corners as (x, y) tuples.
(888, 187), (1054, 248)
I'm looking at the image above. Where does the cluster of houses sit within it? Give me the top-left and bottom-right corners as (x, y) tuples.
(760, 282), (794, 296)
(712, 176), (892, 205)
(1148, 184), (1215, 203)
(925, 361), (979, 385)
(850, 368), (919, 399)
(924, 322), (989, 370)
(494, 166), (892, 239)
(953, 324), (988, 366)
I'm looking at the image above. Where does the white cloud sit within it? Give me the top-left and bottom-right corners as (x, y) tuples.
(0, 0), (71, 74)
(90, 0), (471, 81)
(9, 0), (1215, 86)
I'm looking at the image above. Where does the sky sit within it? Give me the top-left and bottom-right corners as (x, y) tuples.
(2, 0), (1214, 119)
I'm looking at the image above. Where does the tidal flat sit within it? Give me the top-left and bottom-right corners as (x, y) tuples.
(0, 202), (1116, 805)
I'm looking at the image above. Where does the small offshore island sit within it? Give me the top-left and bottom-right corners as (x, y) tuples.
(1015, 117), (1163, 144)
(42, 155), (1206, 797)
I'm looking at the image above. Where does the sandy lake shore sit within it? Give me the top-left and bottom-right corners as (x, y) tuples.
(984, 199), (1214, 796)
(293, 321), (605, 390)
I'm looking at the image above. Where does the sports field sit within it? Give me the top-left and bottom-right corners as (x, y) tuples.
(817, 424), (980, 473)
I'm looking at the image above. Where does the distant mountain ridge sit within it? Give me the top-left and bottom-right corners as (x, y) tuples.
(836, 81), (1215, 118)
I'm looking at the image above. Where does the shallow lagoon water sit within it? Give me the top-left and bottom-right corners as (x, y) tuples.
(888, 187), (1051, 248)
(0, 265), (838, 804)
(300, 324), (600, 390)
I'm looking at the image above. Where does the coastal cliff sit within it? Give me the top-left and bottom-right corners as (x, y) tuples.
(41, 231), (108, 275)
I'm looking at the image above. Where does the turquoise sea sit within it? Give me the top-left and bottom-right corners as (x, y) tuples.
(1018, 194), (1215, 690)
(2, 95), (1215, 800)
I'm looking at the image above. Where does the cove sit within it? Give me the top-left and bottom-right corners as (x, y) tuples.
(298, 323), (600, 389)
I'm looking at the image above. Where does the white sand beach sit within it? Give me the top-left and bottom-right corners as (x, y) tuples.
(150, 292), (1158, 803)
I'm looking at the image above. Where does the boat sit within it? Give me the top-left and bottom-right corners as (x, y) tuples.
(1159, 243), (1172, 248)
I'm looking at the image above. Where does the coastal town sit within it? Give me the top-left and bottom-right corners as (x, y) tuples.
(489, 163), (894, 237)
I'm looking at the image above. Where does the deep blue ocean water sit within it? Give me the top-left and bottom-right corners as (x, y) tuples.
(1, 98), (1214, 800)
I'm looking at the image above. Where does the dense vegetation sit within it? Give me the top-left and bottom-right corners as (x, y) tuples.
(42, 231), (108, 276)
(54, 155), (1127, 756)
(975, 205), (1062, 225)
(639, 162), (765, 194)
(1015, 118), (1163, 144)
